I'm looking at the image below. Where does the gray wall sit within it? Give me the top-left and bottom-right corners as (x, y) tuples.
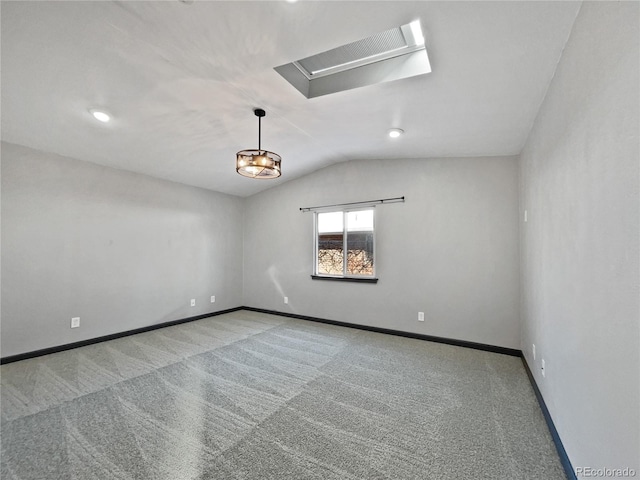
(243, 156), (521, 349)
(519, 1), (639, 473)
(1, 142), (244, 357)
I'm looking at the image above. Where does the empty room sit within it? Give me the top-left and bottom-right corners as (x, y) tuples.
(1, 1), (638, 479)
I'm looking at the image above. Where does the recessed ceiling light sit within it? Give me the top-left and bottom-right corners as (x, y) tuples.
(286, 0), (298, 3)
(388, 128), (404, 138)
(89, 109), (110, 123)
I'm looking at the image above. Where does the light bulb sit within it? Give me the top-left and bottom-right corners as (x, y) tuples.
(89, 109), (111, 123)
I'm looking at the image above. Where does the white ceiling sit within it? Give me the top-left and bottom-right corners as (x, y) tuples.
(1, 1), (581, 197)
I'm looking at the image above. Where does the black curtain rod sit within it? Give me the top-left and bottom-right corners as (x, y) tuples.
(300, 196), (405, 212)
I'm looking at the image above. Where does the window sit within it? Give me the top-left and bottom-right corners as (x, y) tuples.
(274, 21), (430, 99)
(313, 208), (376, 281)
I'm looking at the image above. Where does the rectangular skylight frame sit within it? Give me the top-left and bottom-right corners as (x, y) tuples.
(275, 19), (431, 99)
(292, 43), (425, 80)
(291, 20), (426, 80)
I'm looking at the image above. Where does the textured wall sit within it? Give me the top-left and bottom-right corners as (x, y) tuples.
(243, 156), (521, 349)
(519, 1), (639, 473)
(1, 142), (244, 357)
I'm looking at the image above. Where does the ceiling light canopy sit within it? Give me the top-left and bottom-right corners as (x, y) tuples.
(236, 109), (281, 179)
(388, 128), (404, 138)
(89, 108), (110, 123)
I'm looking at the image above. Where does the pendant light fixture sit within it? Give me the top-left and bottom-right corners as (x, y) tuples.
(236, 109), (281, 179)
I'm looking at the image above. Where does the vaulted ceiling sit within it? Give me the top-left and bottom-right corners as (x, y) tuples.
(1, 1), (581, 197)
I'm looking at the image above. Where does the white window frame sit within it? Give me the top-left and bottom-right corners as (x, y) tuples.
(313, 207), (376, 280)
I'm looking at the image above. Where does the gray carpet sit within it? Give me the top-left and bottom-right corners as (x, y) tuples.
(1, 310), (565, 479)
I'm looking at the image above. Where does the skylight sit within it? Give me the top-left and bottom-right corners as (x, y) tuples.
(275, 20), (431, 99)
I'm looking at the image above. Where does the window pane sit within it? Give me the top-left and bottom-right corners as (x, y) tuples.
(346, 231), (374, 276)
(317, 233), (343, 274)
(346, 209), (373, 275)
(346, 210), (373, 231)
(318, 211), (343, 233)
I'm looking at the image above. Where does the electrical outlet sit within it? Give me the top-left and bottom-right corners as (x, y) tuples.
(211, 295), (216, 303)
(284, 296), (289, 304)
(190, 299), (196, 307)
(71, 317), (80, 328)
(524, 210), (528, 222)
(532, 343), (536, 360)
(418, 312), (425, 322)
(541, 359), (546, 378)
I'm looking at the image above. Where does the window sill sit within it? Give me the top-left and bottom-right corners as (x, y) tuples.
(311, 275), (378, 284)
